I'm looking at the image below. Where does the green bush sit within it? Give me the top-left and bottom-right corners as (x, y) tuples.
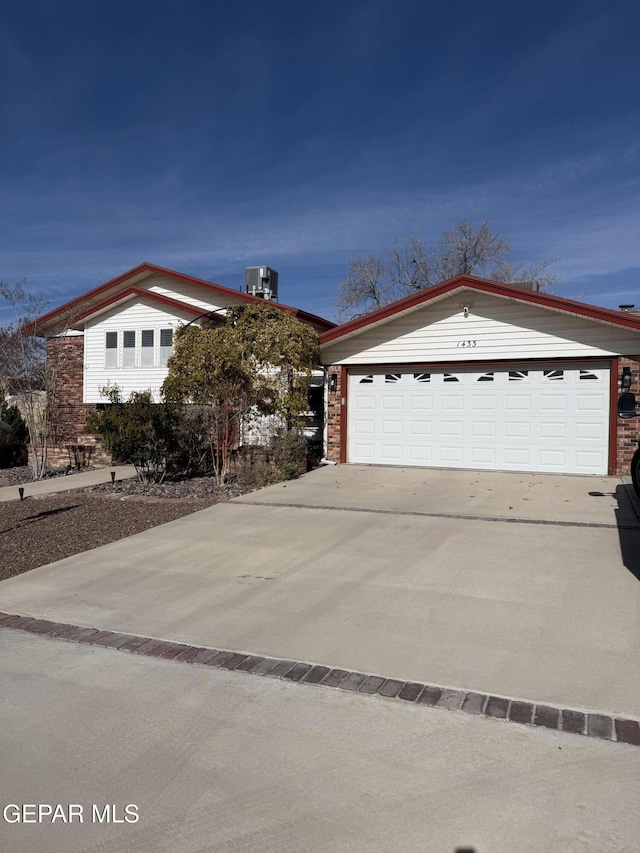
(84, 387), (179, 483)
(0, 393), (28, 468)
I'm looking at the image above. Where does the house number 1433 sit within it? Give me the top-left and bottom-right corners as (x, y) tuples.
(456, 340), (477, 347)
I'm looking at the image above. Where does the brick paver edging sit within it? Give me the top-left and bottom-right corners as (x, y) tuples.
(2, 611), (639, 748)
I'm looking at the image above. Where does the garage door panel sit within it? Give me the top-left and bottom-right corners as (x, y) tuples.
(471, 447), (497, 465)
(439, 446), (464, 463)
(472, 422), (497, 437)
(472, 398), (498, 413)
(380, 444), (403, 461)
(382, 396), (403, 410)
(504, 448), (532, 466)
(381, 420), (403, 435)
(576, 423), (605, 440)
(441, 396), (464, 410)
(409, 420), (433, 436)
(348, 365), (609, 475)
(575, 451), (606, 471)
(505, 396), (531, 410)
(410, 395), (433, 410)
(540, 395), (568, 411)
(504, 422), (530, 438)
(353, 395), (375, 410)
(440, 421), (464, 437)
(539, 422), (567, 439)
(576, 394), (606, 411)
(352, 442), (375, 462)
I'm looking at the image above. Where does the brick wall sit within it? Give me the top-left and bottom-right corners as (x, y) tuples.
(326, 365), (343, 463)
(616, 356), (640, 475)
(46, 336), (96, 443)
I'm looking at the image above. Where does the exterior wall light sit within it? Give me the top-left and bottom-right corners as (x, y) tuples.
(329, 373), (338, 393)
(621, 366), (632, 391)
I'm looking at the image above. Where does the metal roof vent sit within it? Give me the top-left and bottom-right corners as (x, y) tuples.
(619, 304), (639, 313)
(245, 266), (278, 302)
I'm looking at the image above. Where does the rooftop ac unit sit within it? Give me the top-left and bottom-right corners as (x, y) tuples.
(245, 266), (279, 301)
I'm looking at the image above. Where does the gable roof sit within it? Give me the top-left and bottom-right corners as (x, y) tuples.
(319, 275), (640, 346)
(33, 262), (335, 335)
(70, 286), (225, 325)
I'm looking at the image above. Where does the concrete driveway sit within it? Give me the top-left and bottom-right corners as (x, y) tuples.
(2, 627), (638, 853)
(2, 465), (639, 716)
(3, 465), (640, 852)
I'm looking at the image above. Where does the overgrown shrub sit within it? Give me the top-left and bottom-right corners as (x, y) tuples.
(235, 431), (308, 487)
(0, 393), (28, 468)
(84, 387), (179, 483)
(170, 405), (219, 477)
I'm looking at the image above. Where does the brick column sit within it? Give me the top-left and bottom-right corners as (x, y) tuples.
(46, 335), (95, 443)
(326, 365), (344, 463)
(616, 356), (640, 475)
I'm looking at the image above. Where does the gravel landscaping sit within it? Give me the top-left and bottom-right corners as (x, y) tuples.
(0, 472), (260, 581)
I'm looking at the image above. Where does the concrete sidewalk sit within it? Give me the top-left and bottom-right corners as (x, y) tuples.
(0, 465), (137, 502)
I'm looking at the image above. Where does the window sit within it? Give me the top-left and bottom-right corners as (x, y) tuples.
(159, 328), (173, 366)
(508, 370), (528, 381)
(385, 373), (401, 383)
(123, 330), (136, 367)
(543, 369), (564, 381)
(477, 372), (494, 382)
(141, 329), (154, 367)
(413, 373), (431, 383)
(443, 373), (460, 382)
(105, 332), (118, 368)
(358, 374), (373, 384)
(579, 370), (599, 380)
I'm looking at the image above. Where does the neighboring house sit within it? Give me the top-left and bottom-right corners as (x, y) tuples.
(320, 275), (640, 476)
(34, 262), (334, 451)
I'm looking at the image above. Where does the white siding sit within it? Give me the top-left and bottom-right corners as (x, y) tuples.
(83, 298), (194, 403)
(145, 274), (239, 314)
(322, 292), (640, 365)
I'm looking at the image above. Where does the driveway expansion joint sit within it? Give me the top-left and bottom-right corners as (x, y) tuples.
(231, 500), (640, 531)
(2, 611), (639, 748)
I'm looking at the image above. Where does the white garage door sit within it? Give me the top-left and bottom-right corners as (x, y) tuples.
(348, 365), (610, 474)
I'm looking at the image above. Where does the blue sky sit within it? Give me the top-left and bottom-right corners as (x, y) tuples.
(1, 0), (639, 323)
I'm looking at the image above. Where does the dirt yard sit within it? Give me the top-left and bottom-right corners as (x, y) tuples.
(0, 493), (220, 581)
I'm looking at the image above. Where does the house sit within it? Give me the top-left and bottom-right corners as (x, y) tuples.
(34, 262), (334, 460)
(320, 276), (640, 476)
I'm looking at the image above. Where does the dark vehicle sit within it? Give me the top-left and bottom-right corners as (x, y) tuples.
(632, 444), (640, 499)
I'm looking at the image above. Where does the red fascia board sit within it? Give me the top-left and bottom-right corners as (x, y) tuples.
(33, 261), (334, 332)
(70, 287), (216, 325)
(319, 275), (640, 345)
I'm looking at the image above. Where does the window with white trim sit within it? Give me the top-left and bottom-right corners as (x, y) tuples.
(159, 328), (173, 366)
(105, 331), (118, 368)
(141, 329), (154, 367)
(123, 330), (136, 367)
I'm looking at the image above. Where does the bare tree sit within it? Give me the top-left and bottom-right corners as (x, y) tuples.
(336, 220), (559, 319)
(0, 280), (71, 477)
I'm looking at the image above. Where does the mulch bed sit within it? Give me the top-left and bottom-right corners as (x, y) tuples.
(0, 478), (251, 580)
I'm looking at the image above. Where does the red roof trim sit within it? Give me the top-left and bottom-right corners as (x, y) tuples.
(70, 287), (218, 324)
(319, 275), (640, 345)
(34, 262), (335, 332)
